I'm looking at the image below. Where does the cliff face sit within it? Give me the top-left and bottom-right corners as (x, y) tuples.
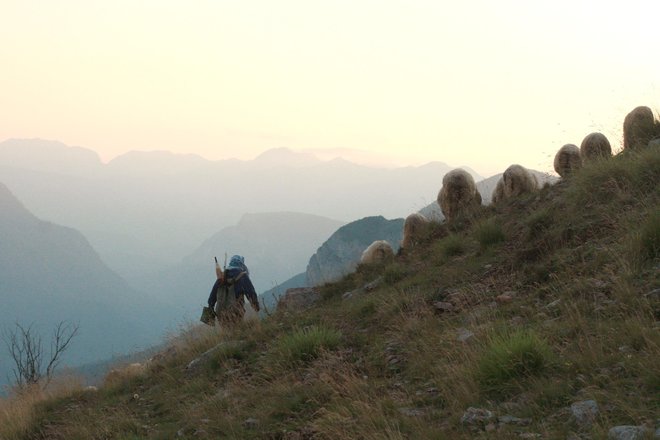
(306, 216), (404, 286)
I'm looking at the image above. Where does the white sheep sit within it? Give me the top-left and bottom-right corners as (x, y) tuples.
(492, 177), (505, 204)
(623, 106), (658, 149)
(402, 213), (430, 249)
(580, 132), (612, 161)
(553, 144), (582, 177)
(437, 169), (482, 221)
(360, 240), (395, 264)
(492, 164), (539, 203)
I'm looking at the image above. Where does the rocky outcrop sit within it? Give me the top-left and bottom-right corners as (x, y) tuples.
(277, 287), (321, 311)
(305, 216), (403, 286)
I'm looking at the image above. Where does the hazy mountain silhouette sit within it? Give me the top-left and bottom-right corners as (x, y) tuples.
(0, 139), (481, 288)
(0, 138), (103, 177)
(0, 182), (176, 390)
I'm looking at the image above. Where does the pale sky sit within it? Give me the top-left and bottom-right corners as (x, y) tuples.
(1, 0), (658, 175)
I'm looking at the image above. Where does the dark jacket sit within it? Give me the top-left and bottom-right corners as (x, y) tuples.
(208, 267), (259, 311)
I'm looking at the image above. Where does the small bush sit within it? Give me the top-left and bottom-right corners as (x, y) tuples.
(525, 208), (553, 240)
(383, 263), (407, 284)
(438, 234), (466, 257)
(475, 218), (505, 248)
(274, 326), (341, 364)
(476, 330), (553, 394)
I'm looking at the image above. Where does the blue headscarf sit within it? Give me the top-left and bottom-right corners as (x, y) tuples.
(227, 255), (249, 275)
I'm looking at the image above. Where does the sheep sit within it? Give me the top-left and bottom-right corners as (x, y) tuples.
(580, 132), (611, 161)
(623, 106), (658, 149)
(553, 144), (582, 177)
(492, 164), (539, 203)
(402, 213), (430, 249)
(492, 177), (505, 204)
(437, 168), (482, 222)
(360, 240), (394, 264)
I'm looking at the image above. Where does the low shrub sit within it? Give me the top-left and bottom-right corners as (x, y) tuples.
(476, 330), (554, 394)
(274, 326), (341, 364)
(438, 234), (466, 257)
(475, 218), (505, 248)
(383, 263), (407, 284)
(525, 208), (553, 240)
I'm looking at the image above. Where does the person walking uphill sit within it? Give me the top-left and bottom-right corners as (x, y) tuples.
(207, 255), (260, 327)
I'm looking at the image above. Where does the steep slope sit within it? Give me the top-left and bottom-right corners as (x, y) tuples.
(0, 183), (176, 390)
(13, 146), (658, 439)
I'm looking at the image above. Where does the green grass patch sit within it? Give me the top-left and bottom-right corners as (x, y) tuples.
(437, 234), (466, 258)
(273, 325), (342, 364)
(566, 147), (660, 206)
(476, 330), (554, 394)
(383, 262), (407, 284)
(475, 218), (505, 248)
(525, 208), (553, 240)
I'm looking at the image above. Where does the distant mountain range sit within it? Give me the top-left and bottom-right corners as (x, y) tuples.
(0, 139), (481, 287)
(0, 183), (176, 391)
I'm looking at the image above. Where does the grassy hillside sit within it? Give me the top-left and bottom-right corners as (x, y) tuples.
(2, 147), (659, 439)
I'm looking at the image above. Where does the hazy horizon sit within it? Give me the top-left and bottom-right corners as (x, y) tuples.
(2, 1), (658, 176)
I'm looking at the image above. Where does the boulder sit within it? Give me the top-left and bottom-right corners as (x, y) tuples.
(278, 287), (320, 311)
(607, 425), (648, 440)
(570, 400), (599, 429)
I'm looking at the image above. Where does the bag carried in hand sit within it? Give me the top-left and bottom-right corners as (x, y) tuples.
(200, 306), (216, 326)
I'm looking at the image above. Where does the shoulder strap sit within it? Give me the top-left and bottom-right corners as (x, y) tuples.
(226, 271), (247, 285)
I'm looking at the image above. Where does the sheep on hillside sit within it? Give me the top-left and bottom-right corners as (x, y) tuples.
(580, 132), (612, 161)
(360, 240), (395, 264)
(402, 213), (430, 249)
(553, 144), (582, 177)
(437, 169), (482, 222)
(492, 164), (539, 203)
(623, 106), (658, 149)
(492, 177), (505, 204)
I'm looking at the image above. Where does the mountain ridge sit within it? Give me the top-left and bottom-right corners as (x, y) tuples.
(0, 138), (480, 287)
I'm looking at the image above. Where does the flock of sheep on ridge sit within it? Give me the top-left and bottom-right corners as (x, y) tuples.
(360, 105), (660, 264)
